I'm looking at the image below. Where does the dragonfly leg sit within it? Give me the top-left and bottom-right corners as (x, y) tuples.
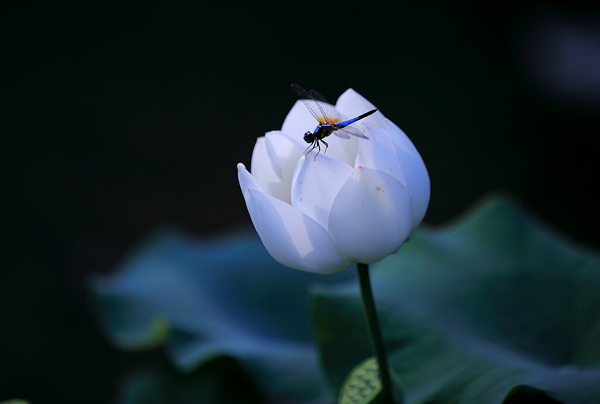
(305, 140), (318, 157)
(305, 139), (329, 160)
(309, 139), (327, 160)
(313, 140), (321, 160)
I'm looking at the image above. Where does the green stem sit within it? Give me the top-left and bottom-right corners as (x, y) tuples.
(357, 263), (398, 404)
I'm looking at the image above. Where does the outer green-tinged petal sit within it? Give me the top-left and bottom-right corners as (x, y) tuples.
(291, 153), (354, 230)
(328, 167), (413, 264)
(385, 119), (430, 227)
(239, 164), (349, 274)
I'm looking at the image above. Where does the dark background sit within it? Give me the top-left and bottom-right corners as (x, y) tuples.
(1, 1), (600, 403)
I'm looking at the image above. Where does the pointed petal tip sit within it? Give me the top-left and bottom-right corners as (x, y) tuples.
(339, 87), (357, 97)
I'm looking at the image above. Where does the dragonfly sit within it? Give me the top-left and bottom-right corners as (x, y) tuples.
(291, 84), (377, 157)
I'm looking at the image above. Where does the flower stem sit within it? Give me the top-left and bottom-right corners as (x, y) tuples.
(357, 263), (398, 404)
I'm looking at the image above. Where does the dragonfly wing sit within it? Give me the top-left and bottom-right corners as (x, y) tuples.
(336, 124), (369, 139)
(307, 88), (344, 123)
(291, 83), (312, 99)
(303, 100), (329, 122)
(290, 84), (321, 120)
(308, 89), (340, 122)
(291, 84), (342, 124)
(309, 89), (330, 104)
(332, 130), (351, 139)
(316, 101), (342, 124)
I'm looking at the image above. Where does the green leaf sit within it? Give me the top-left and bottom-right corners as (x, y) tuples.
(115, 356), (263, 404)
(90, 227), (357, 403)
(311, 195), (600, 404)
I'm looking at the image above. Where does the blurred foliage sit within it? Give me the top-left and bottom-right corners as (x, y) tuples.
(113, 356), (262, 404)
(92, 195), (600, 403)
(312, 195), (600, 403)
(91, 227), (356, 403)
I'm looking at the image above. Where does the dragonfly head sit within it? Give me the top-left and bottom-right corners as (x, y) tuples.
(303, 131), (315, 144)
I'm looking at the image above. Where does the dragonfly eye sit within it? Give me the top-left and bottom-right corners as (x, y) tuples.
(303, 132), (314, 143)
